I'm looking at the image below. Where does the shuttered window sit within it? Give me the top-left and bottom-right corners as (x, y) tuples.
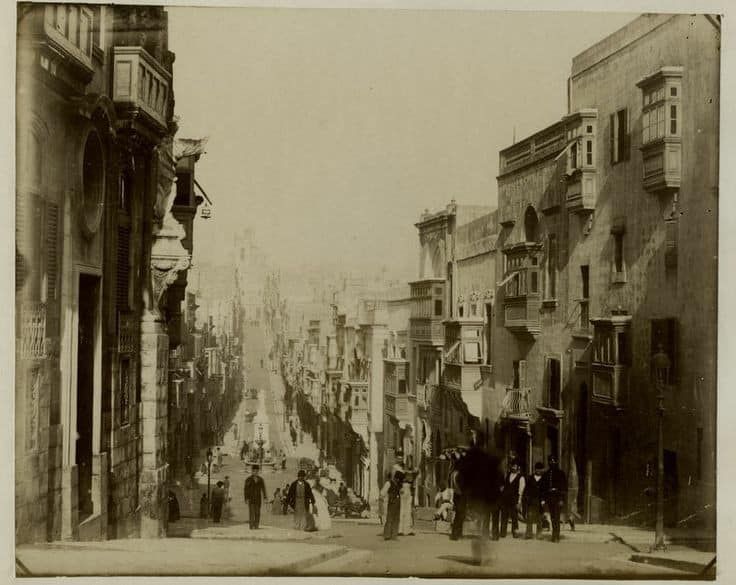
(117, 224), (131, 310)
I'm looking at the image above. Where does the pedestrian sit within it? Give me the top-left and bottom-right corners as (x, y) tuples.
(281, 453), (287, 471)
(338, 481), (348, 502)
(540, 455), (568, 542)
(383, 470), (403, 540)
(500, 459), (525, 538)
(223, 475), (231, 501)
(216, 447), (223, 469)
(287, 469), (315, 530)
(199, 493), (209, 519)
(523, 462), (545, 539)
(290, 424), (297, 448)
(243, 464), (268, 529)
(168, 490), (180, 523)
(449, 452), (467, 541)
(211, 481), (226, 523)
(282, 482), (291, 514)
(272, 488), (283, 515)
(398, 473), (414, 535)
(379, 472), (392, 525)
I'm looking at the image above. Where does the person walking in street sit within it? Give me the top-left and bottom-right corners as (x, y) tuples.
(287, 469), (315, 530)
(449, 452), (466, 541)
(271, 488), (283, 515)
(211, 481), (226, 523)
(500, 459), (525, 538)
(540, 454), (568, 542)
(523, 462), (545, 540)
(379, 472), (392, 525)
(243, 464), (268, 529)
(398, 472), (414, 535)
(382, 470), (403, 540)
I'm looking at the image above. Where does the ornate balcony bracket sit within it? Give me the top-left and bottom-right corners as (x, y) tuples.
(148, 135), (190, 315)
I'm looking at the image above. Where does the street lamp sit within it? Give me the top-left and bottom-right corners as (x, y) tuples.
(206, 448), (214, 519)
(652, 344), (671, 551)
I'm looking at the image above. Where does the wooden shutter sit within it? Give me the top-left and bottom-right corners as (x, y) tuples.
(117, 224), (131, 310)
(44, 201), (59, 302)
(15, 195), (28, 293)
(609, 113), (616, 164)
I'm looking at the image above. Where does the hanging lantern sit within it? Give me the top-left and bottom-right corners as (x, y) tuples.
(201, 204), (212, 219)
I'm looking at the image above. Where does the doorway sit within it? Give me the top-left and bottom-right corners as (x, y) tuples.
(76, 274), (99, 521)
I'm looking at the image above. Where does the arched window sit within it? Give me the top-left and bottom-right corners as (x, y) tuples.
(524, 206), (539, 243)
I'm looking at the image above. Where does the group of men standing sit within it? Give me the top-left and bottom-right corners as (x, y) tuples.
(241, 465), (317, 530)
(448, 433), (571, 544)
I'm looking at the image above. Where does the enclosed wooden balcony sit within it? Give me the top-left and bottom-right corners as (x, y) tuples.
(112, 46), (171, 136)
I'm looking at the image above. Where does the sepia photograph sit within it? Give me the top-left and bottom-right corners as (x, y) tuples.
(10, 0), (726, 579)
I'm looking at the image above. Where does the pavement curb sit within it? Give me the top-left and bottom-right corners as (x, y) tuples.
(629, 553), (715, 576)
(268, 546), (351, 574)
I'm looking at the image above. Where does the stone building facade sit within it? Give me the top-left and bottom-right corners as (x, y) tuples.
(15, 4), (197, 543)
(493, 13), (719, 527)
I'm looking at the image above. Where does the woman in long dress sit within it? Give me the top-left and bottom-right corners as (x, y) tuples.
(311, 482), (332, 531)
(398, 477), (414, 535)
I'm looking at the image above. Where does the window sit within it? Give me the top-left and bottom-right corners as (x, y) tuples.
(569, 140), (579, 171)
(463, 342), (481, 364)
(641, 78), (680, 145)
(651, 318), (678, 383)
(614, 233), (624, 273)
(580, 265), (590, 330)
(670, 105), (678, 134)
(398, 379), (406, 394)
(485, 304), (493, 365)
(610, 108), (630, 163)
(530, 271), (538, 293)
(586, 139), (593, 165)
(546, 235), (557, 299)
(434, 299), (443, 317)
(512, 361), (520, 389)
(546, 357), (561, 410)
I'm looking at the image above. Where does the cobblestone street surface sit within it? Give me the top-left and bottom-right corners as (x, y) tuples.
(15, 326), (714, 578)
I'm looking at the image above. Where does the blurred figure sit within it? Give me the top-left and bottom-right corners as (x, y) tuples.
(449, 452), (466, 541)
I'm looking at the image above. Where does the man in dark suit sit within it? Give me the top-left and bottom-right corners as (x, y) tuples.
(243, 464), (268, 529)
(540, 455), (568, 542)
(523, 462), (545, 539)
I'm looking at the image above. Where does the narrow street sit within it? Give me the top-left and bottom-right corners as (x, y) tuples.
(153, 326), (705, 577)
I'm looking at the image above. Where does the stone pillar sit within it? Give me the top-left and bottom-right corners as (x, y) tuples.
(138, 311), (170, 538)
(60, 465), (79, 541)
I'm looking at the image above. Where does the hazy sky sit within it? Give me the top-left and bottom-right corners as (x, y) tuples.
(168, 8), (636, 279)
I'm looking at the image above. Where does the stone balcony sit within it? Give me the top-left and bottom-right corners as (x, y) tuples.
(112, 46), (171, 136)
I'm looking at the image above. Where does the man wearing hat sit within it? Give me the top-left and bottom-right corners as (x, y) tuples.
(243, 464), (268, 529)
(523, 462), (545, 539)
(286, 469), (315, 530)
(540, 455), (568, 542)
